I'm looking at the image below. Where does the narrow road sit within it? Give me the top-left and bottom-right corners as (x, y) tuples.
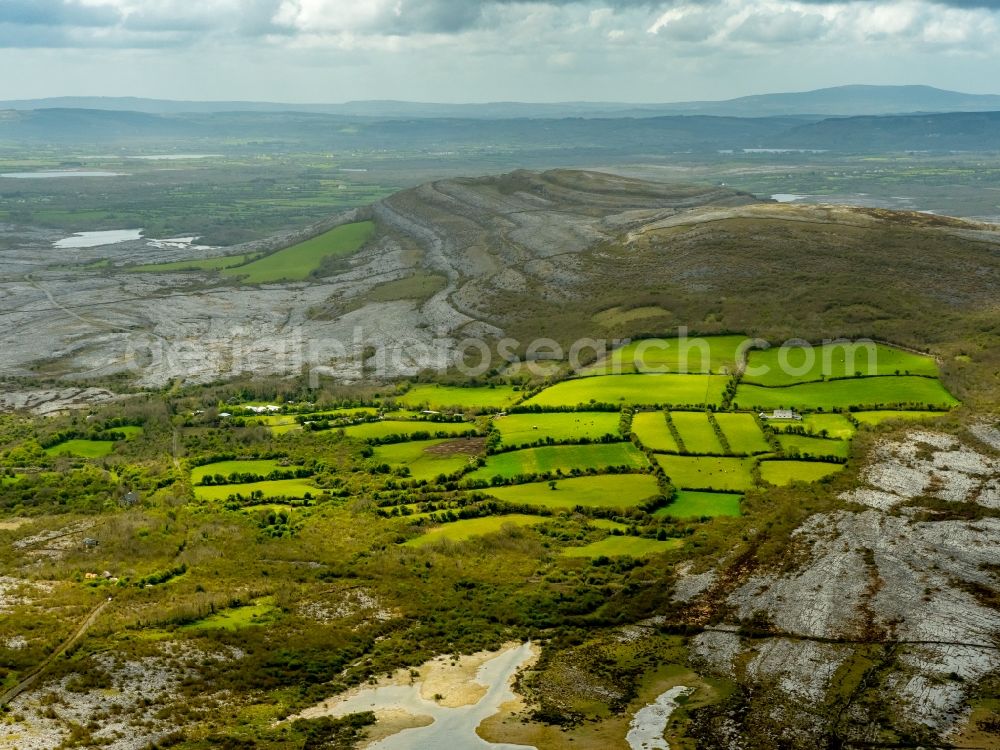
(0, 598), (111, 707)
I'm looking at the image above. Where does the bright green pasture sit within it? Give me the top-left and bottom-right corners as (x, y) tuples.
(853, 410), (949, 426)
(467, 443), (648, 482)
(132, 253), (254, 273)
(494, 412), (620, 448)
(743, 342), (939, 386)
(45, 439), (115, 458)
(342, 420), (477, 441)
(654, 455), (754, 492)
(735, 377), (958, 411)
(256, 415), (301, 435)
(670, 412), (724, 454)
(759, 461), (844, 486)
(655, 491), (742, 519)
(561, 535), (682, 558)
(777, 434), (850, 459)
(777, 413), (856, 439)
(486, 474), (661, 510)
(193, 479), (318, 501)
(394, 384), (521, 411)
(222, 221), (374, 283)
(405, 514), (547, 547)
(191, 460), (299, 484)
(631, 411), (678, 452)
(116, 426), (143, 439)
(373, 439), (479, 481)
(526, 374), (726, 408)
(581, 335), (746, 375)
(714, 413), (770, 454)
(181, 598), (279, 631)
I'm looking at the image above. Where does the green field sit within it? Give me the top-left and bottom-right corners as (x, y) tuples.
(117, 426), (144, 439)
(581, 335), (746, 375)
(853, 410), (949, 426)
(486, 474), (661, 510)
(630, 411), (679, 452)
(373, 439), (479, 481)
(654, 455), (754, 491)
(777, 434), (850, 459)
(132, 253), (255, 273)
(342, 420), (478, 441)
(713, 413), (771, 454)
(743, 342), (939, 386)
(494, 412), (620, 448)
(759, 461), (844, 486)
(193, 479), (319, 501)
(221, 221), (374, 283)
(777, 413), (856, 439)
(525, 374), (727, 408)
(405, 514), (547, 547)
(257, 415), (302, 435)
(561, 535), (683, 558)
(44, 439), (115, 458)
(654, 490), (742, 519)
(735, 376), (958, 411)
(670, 412), (725, 454)
(394, 384), (521, 411)
(467, 443), (648, 482)
(182, 598), (280, 631)
(191, 460), (301, 484)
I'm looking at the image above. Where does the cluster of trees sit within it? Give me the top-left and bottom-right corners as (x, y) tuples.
(197, 467), (312, 486)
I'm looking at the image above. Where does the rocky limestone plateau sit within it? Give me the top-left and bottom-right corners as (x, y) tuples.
(3, 169), (998, 391)
(0, 171), (752, 386)
(682, 426), (1000, 745)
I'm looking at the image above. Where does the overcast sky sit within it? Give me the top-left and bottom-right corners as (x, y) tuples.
(1, 0), (998, 102)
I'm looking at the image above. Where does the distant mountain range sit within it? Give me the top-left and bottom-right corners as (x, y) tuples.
(3, 85), (1000, 119)
(3, 107), (1000, 153)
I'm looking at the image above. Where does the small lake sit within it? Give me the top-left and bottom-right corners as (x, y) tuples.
(128, 154), (222, 161)
(54, 229), (143, 249)
(1, 170), (127, 179)
(771, 193), (807, 203)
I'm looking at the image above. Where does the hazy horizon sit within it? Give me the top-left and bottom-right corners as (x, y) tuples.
(3, 1), (1000, 103)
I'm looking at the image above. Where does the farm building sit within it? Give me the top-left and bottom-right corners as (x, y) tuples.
(760, 409), (802, 420)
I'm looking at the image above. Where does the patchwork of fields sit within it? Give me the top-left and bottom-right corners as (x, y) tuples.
(119, 336), (958, 557)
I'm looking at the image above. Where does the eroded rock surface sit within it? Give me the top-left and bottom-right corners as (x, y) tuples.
(688, 429), (1000, 743)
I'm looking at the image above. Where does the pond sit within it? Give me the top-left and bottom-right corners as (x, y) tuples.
(1, 170), (127, 179)
(53, 229), (143, 249)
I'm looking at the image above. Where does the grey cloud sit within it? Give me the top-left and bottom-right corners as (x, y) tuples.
(0, 0), (121, 27)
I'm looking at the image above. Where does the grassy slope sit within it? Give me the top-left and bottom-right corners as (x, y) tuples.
(631, 412), (679, 452)
(394, 384), (521, 410)
(494, 412), (621, 447)
(468, 443), (648, 481)
(581, 335), (746, 375)
(714, 413), (771, 454)
(735, 376), (958, 410)
(655, 490), (742, 519)
(404, 514), (547, 547)
(526, 374), (727, 408)
(654, 455), (755, 492)
(670, 412), (724, 454)
(222, 221), (374, 283)
(744, 342), (939, 385)
(759, 460), (844, 485)
(373, 439), (477, 480)
(486, 474), (661, 510)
